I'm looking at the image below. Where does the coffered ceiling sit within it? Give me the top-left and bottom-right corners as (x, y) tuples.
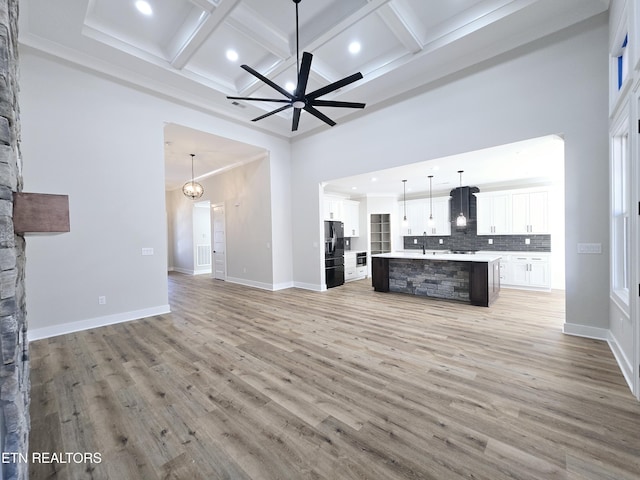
(19, 0), (609, 139)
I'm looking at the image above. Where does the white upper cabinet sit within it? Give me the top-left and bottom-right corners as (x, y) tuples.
(399, 197), (451, 236)
(426, 197), (451, 236)
(511, 191), (549, 234)
(400, 199), (427, 236)
(324, 196), (360, 236)
(476, 188), (549, 235)
(324, 196), (343, 221)
(476, 192), (512, 235)
(343, 200), (360, 237)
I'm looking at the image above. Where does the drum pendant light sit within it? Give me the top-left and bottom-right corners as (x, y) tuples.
(456, 170), (467, 227)
(183, 153), (204, 200)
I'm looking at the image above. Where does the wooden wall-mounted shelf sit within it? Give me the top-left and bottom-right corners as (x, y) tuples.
(13, 192), (70, 234)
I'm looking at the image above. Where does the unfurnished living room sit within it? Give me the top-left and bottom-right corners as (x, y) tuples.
(1, 0), (640, 479)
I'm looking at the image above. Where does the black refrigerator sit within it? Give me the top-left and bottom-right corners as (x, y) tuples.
(324, 220), (344, 288)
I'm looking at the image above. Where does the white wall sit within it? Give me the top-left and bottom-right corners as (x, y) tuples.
(167, 156), (276, 288)
(608, 0), (638, 397)
(20, 48), (292, 339)
(291, 16), (609, 330)
(168, 188), (195, 274)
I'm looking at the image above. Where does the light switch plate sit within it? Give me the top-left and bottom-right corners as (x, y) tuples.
(577, 243), (602, 254)
(141, 248), (154, 256)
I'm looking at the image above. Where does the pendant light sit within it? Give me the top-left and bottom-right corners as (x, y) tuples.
(183, 153), (204, 200)
(401, 180), (409, 228)
(427, 175), (434, 228)
(456, 170), (467, 227)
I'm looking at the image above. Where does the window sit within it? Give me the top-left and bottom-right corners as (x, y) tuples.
(617, 34), (628, 90)
(611, 117), (630, 306)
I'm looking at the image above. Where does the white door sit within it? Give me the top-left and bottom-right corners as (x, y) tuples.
(211, 205), (226, 280)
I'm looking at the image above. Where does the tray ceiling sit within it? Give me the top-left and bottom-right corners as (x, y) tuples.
(19, 0), (609, 139)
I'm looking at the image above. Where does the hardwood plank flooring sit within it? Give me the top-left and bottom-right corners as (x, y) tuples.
(29, 273), (640, 479)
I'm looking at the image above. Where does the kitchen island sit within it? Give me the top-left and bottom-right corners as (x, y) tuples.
(371, 251), (501, 306)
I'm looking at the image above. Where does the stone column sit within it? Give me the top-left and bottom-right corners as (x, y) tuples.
(0, 1), (29, 479)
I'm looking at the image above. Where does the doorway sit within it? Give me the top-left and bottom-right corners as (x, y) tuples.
(194, 201), (212, 275)
(212, 204), (227, 280)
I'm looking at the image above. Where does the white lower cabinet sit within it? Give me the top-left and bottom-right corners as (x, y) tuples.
(491, 252), (551, 290)
(345, 252), (367, 282)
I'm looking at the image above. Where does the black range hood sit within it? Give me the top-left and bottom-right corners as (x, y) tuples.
(450, 186), (479, 225)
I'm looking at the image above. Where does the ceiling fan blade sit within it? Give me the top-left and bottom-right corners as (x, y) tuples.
(241, 64), (294, 100)
(292, 108), (302, 131)
(295, 52), (313, 97)
(251, 104), (292, 122)
(227, 96), (292, 103)
(306, 72), (364, 100)
(310, 99), (366, 109)
(303, 105), (336, 127)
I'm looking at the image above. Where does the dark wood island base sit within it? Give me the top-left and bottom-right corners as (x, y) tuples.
(372, 253), (501, 307)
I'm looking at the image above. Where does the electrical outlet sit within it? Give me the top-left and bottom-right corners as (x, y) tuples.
(525, 238), (530, 245)
(488, 239), (493, 245)
(439, 239), (443, 244)
(98, 296), (106, 305)
(413, 239), (418, 244)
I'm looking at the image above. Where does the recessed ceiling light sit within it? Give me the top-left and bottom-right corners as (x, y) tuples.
(348, 41), (361, 54)
(285, 81), (296, 93)
(135, 0), (153, 16)
(371, 177), (378, 182)
(226, 49), (238, 62)
(351, 186), (357, 190)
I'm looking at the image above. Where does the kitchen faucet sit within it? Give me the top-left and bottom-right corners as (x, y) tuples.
(422, 232), (426, 254)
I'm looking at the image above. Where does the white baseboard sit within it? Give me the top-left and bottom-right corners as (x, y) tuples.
(273, 281), (295, 291)
(28, 304), (171, 341)
(562, 322), (609, 340)
(226, 276), (277, 291)
(563, 323), (634, 394)
(172, 267), (195, 275)
(608, 331), (634, 393)
(293, 281), (325, 292)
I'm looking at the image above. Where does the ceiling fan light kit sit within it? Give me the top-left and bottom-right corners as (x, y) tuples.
(226, 0), (366, 131)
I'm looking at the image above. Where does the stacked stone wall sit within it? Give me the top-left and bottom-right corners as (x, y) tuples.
(0, 1), (29, 479)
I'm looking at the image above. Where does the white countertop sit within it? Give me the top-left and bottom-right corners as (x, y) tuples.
(372, 251), (502, 263)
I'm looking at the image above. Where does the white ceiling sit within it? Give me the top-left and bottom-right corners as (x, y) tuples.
(323, 134), (565, 199)
(164, 123), (267, 190)
(18, 0), (607, 188)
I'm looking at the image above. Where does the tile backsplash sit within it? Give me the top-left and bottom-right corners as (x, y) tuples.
(403, 220), (551, 252)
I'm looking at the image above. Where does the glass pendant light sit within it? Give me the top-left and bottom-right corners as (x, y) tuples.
(427, 175), (434, 228)
(456, 170), (467, 227)
(401, 180), (409, 228)
(183, 153), (204, 200)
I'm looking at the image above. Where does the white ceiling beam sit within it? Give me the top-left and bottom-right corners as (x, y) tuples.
(237, 0), (393, 96)
(375, 2), (422, 54)
(226, 4), (290, 59)
(189, 0), (217, 12)
(302, 0), (391, 52)
(171, 0), (241, 70)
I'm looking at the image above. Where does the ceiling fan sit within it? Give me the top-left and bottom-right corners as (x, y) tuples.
(227, 0), (366, 131)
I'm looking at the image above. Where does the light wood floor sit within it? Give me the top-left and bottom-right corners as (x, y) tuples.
(30, 274), (640, 480)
